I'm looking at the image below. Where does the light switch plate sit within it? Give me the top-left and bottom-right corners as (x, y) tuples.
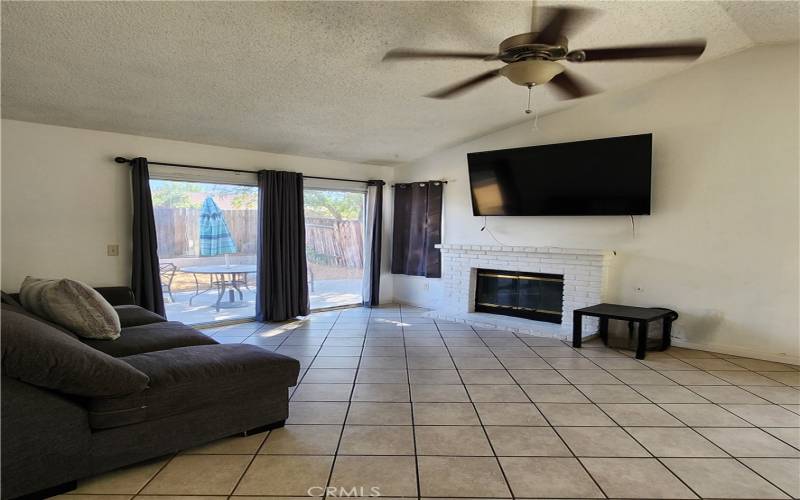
(107, 244), (119, 257)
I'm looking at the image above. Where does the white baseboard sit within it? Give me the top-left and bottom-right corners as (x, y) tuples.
(394, 300), (799, 366)
(671, 339), (800, 366)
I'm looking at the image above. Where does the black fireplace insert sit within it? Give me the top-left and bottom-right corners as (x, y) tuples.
(474, 268), (564, 323)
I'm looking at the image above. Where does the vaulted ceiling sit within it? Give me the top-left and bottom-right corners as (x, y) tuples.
(2, 1), (798, 165)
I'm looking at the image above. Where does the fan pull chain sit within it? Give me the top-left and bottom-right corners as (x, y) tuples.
(525, 84), (540, 130)
(525, 84), (534, 114)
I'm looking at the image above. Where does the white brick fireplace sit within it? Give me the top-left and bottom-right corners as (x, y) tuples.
(426, 244), (612, 339)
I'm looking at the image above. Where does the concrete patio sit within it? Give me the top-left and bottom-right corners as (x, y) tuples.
(164, 278), (362, 325)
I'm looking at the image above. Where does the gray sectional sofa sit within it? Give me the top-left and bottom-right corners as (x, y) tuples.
(1, 287), (300, 500)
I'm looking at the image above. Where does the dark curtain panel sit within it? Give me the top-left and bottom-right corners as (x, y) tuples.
(391, 181), (443, 278)
(130, 157), (165, 316)
(256, 170), (309, 321)
(363, 180), (385, 307)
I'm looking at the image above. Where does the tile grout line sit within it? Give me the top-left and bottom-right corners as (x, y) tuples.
(230, 312), (336, 497)
(623, 347), (800, 498)
(660, 378), (800, 497)
(488, 328), (797, 499)
(183, 309), (799, 500)
(400, 305), (424, 500)
(576, 380), (703, 498)
(560, 339), (721, 499)
(582, 336), (799, 498)
(132, 454), (177, 497)
(570, 336), (797, 498)
(492, 330), (610, 499)
(438, 321), (521, 499)
(322, 308), (368, 500)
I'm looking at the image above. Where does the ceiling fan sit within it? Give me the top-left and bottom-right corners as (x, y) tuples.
(382, 5), (706, 100)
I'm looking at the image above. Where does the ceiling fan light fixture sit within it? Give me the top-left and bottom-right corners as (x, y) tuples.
(500, 59), (565, 86)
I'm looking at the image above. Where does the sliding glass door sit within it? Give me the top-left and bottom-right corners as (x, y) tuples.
(150, 179), (258, 325)
(150, 178), (367, 321)
(304, 188), (366, 309)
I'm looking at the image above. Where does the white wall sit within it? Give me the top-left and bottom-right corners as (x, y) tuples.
(393, 43), (799, 363)
(1, 120), (395, 303)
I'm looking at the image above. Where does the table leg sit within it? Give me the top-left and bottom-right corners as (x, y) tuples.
(223, 273), (237, 303)
(189, 273), (201, 305)
(214, 273), (226, 312)
(662, 318), (673, 350)
(189, 273), (214, 306)
(189, 273), (199, 305)
(572, 311), (583, 348)
(232, 272), (244, 300)
(636, 320), (648, 359)
(599, 316), (609, 346)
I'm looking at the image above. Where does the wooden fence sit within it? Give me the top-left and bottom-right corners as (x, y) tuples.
(154, 207), (259, 258)
(306, 217), (363, 269)
(154, 208), (362, 269)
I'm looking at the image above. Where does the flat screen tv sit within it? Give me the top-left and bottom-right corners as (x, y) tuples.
(468, 134), (652, 216)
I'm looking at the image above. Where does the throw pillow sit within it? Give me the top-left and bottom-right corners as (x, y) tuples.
(18, 276), (51, 318)
(20, 277), (122, 340)
(1, 309), (149, 397)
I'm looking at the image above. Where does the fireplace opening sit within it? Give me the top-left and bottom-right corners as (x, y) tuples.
(474, 269), (564, 324)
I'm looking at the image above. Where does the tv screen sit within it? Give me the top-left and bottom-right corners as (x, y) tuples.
(468, 134), (652, 216)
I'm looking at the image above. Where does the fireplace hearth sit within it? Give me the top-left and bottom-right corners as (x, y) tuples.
(475, 268), (564, 324)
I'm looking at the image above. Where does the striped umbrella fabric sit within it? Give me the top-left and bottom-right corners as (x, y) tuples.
(199, 196), (238, 256)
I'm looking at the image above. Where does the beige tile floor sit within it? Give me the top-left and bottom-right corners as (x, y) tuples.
(59, 305), (800, 499)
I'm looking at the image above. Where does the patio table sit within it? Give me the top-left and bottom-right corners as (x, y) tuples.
(181, 264), (257, 312)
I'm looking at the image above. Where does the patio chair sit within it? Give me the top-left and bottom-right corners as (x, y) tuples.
(159, 263), (177, 303)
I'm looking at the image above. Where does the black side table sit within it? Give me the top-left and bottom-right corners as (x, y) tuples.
(572, 303), (679, 359)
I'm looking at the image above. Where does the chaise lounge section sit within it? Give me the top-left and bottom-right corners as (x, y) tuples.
(1, 287), (300, 500)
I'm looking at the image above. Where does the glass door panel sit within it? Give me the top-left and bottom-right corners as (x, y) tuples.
(304, 188), (366, 309)
(150, 179), (258, 325)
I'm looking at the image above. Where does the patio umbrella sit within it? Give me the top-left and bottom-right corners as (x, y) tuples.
(199, 196), (237, 259)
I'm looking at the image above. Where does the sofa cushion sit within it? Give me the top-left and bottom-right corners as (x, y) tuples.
(87, 344), (301, 429)
(114, 305), (167, 328)
(1, 291), (22, 308)
(1, 309), (150, 397)
(95, 286), (136, 306)
(80, 321), (218, 357)
(19, 277), (121, 340)
(0, 301), (80, 339)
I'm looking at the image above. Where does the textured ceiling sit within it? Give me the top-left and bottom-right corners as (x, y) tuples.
(2, 1), (798, 165)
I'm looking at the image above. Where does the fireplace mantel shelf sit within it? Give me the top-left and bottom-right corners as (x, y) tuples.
(436, 244), (610, 257)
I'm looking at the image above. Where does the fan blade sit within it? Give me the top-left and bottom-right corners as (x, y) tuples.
(426, 69), (501, 99)
(383, 48), (495, 61)
(549, 70), (598, 100)
(534, 6), (593, 44)
(567, 40), (706, 62)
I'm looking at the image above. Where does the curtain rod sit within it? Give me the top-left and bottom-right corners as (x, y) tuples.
(114, 157), (381, 185)
(391, 180), (448, 187)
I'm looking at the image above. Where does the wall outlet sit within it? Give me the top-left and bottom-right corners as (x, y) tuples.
(107, 244), (119, 257)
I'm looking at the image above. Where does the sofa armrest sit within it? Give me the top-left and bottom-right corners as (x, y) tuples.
(95, 287), (136, 306)
(113, 305), (167, 328)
